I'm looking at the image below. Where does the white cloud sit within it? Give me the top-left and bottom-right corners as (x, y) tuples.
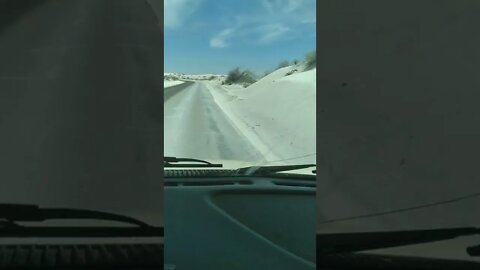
(210, 28), (234, 48)
(256, 24), (291, 44)
(261, 0), (305, 15)
(210, 0), (315, 48)
(283, 0), (303, 13)
(261, 0), (275, 14)
(164, 0), (201, 29)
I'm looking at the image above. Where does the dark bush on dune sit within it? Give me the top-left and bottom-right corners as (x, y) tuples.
(224, 67), (257, 86)
(277, 60), (290, 69)
(305, 50), (316, 70)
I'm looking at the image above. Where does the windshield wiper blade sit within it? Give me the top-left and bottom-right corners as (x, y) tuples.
(0, 203), (154, 228)
(317, 227), (480, 256)
(164, 156), (223, 168)
(235, 164), (316, 175)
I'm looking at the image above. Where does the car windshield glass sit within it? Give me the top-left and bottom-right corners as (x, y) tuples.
(0, 0), (163, 227)
(318, 0), (480, 263)
(163, 0), (316, 173)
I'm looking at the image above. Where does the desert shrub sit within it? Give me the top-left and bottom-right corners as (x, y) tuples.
(305, 50), (316, 70)
(224, 67), (257, 86)
(277, 60), (290, 69)
(224, 67), (242, 85)
(285, 69), (298, 76)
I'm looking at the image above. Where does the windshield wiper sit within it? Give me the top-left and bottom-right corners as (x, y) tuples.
(235, 164), (316, 176)
(164, 156), (223, 168)
(0, 203), (163, 237)
(317, 227), (480, 256)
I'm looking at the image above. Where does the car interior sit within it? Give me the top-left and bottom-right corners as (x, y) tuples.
(164, 168), (316, 269)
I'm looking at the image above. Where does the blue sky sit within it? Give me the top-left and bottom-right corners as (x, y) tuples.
(164, 0), (316, 75)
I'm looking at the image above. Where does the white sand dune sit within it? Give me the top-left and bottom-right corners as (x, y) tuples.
(205, 65), (316, 166)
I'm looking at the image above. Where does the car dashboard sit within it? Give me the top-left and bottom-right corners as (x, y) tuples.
(164, 169), (316, 270)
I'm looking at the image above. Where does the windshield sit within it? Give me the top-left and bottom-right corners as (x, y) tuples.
(0, 0), (163, 227)
(318, 0), (480, 263)
(164, 0), (316, 172)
